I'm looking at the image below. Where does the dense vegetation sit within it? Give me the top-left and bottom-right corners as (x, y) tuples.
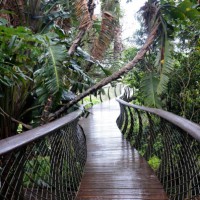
(122, 0), (200, 123)
(0, 0), (199, 139)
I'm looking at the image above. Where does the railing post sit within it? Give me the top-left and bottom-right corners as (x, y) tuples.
(89, 94), (93, 105)
(107, 86), (110, 100)
(144, 113), (157, 160)
(121, 106), (129, 136)
(116, 104), (124, 130)
(114, 85), (117, 97)
(134, 109), (143, 150)
(126, 107), (134, 141)
(99, 91), (103, 103)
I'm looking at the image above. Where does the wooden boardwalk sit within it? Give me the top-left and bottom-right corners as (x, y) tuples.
(76, 100), (168, 200)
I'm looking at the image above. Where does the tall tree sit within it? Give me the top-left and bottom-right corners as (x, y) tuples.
(49, 22), (160, 120)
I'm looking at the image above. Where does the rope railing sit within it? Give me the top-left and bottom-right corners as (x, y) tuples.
(116, 94), (200, 200)
(0, 83), (122, 200)
(0, 108), (87, 200)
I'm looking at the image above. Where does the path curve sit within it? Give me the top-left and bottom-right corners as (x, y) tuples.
(77, 100), (168, 200)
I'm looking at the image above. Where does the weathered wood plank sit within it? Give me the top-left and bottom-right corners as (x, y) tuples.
(76, 100), (168, 199)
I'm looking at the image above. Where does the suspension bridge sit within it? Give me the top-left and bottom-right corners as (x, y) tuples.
(0, 85), (199, 200)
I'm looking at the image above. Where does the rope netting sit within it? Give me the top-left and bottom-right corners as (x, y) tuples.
(116, 92), (200, 200)
(0, 83), (122, 200)
(0, 114), (86, 200)
(2, 84), (199, 199)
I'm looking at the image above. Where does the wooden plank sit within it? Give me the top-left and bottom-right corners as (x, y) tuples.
(76, 100), (168, 199)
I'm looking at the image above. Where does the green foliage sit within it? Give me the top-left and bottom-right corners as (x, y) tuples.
(0, 13), (96, 135)
(0, 21), (98, 126)
(23, 156), (50, 187)
(134, 40), (174, 107)
(148, 155), (161, 171)
(141, 72), (162, 108)
(167, 51), (200, 122)
(156, 41), (174, 95)
(122, 47), (138, 62)
(177, 0), (199, 19)
(34, 33), (68, 104)
(23, 153), (82, 188)
(124, 0), (199, 113)
(0, 26), (39, 88)
(0, 26), (42, 137)
(83, 96), (100, 105)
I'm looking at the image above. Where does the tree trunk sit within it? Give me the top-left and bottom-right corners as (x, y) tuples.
(114, 24), (123, 59)
(1, 0), (26, 26)
(68, 0), (94, 56)
(49, 22), (160, 120)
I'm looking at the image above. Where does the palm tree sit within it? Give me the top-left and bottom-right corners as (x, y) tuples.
(135, 0), (200, 108)
(50, 21), (161, 119)
(2, 0), (196, 131)
(48, 0), (200, 116)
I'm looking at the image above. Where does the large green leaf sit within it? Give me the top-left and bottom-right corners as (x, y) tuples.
(178, 0), (199, 20)
(141, 72), (161, 108)
(167, 7), (186, 21)
(156, 40), (174, 95)
(34, 34), (67, 104)
(69, 59), (92, 81)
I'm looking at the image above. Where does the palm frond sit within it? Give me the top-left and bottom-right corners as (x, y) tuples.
(34, 34), (67, 104)
(139, 0), (160, 33)
(156, 40), (174, 94)
(74, 0), (92, 29)
(141, 72), (161, 108)
(91, 11), (116, 60)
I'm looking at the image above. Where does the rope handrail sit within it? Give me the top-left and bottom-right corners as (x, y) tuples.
(116, 91), (200, 199)
(116, 98), (200, 142)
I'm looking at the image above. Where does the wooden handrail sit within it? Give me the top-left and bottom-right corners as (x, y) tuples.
(116, 94), (200, 199)
(116, 97), (200, 142)
(0, 108), (83, 155)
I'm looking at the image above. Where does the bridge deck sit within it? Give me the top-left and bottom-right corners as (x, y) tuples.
(76, 100), (168, 199)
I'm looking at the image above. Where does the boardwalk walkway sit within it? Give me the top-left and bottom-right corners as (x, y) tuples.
(76, 100), (168, 199)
